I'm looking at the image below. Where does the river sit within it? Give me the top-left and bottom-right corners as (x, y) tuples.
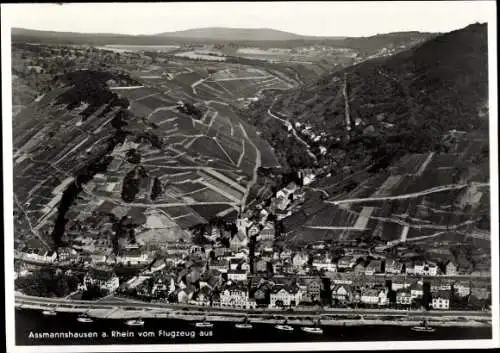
(15, 309), (491, 346)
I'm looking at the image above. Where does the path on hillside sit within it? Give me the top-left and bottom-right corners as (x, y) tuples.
(326, 182), (489, 205)
(239, 123), (261, 212)
(267, 98), (317, 162)
(13, 193), (51, 250)
(191, 77), (208, 96)
(144, 105), (178, 120)
(208, 75), (274, 82)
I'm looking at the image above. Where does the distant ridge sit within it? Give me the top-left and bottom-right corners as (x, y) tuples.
(155, 27), (335, 41)
(11, 26), (435, 46)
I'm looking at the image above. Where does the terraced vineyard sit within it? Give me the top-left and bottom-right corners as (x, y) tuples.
(283, 135), (490, 248)
(13, 56), (296, 246)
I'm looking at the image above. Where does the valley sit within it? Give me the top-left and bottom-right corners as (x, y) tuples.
(11, 23), (492, 320)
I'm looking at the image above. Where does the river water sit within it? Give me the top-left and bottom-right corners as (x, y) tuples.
(15, 309), (491, 346)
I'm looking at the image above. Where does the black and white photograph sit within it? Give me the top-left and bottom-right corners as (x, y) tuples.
(2, 1), (498, 352)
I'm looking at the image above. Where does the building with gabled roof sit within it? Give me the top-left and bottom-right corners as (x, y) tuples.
(269, 283), (303, 308)
(431, 291), (451, 310)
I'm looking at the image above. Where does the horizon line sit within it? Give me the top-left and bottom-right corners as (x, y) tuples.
(9, 25), (456, 40)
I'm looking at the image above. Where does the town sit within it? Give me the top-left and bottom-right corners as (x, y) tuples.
(15, 175), (491, 313)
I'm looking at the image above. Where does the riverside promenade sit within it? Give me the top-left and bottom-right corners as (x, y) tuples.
(15, 293), (491, 327)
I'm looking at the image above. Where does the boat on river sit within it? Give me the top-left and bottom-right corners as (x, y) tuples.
(301, 326), (323, 334)
(195, 317), (214, 328)
(275, 319), (294, 331)
(42, 310), (57, 316)
(125, 319), (145, 327)
(275, 324), (294, 331)
(411, 320), (435, 333)
(235, 316), (253, 329)
(77, 314), (93, 323)
(301, 317), (324, 334)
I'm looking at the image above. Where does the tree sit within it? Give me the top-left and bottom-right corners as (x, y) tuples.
(150, 177), (162, 201)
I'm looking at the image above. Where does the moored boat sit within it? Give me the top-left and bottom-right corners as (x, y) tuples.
(301, 317), (323, 334)
(195, 317), (214, 328)
(235, 316), (253, 329)
(301, 326), (323, 334)
(77, 314), (93, 323)
(125, 319), (145, 327)
(275, 324), (294, 331)
(42, 310), (57, 316)
(411, 320), (435, 333)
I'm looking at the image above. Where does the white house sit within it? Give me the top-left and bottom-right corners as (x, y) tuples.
(269, 286), (303, 308)
(292, 252), (308, 272)
(331, 285), (351, 303)
(396, 291), (413, 306)
(378, 289), (389, 306)
(227, 269), (248, 282)
(116, 250), (150, 266)
(23, 249), (57, 264)
(360, 289), (380, 305)
(413, 261), (439, 276)
(337, 256), (357, 270)
(210, 259), (229, 273)
(302, 173), (316, 186)
(454, 282), (471, 297)
(90, 254), (106, 264)
(230, 232), (248, 253)
(312, 253), (337, 272)
(445, 261), (458, 276)
(410, 283), (424, 299)
(432, 292), (451, 310)
(220, 286), (256, 309)
(79, 270), (120, 293)
(385, 259), (403, 274)
(392, 281), (411, 291)
(258, 222), (275, 241)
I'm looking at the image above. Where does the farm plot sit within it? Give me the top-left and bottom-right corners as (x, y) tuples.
(173, 212), (208, 228)
(175, 72), (206, 86)
(189, 136), (234, 165)
(169, 181), (207, 195)
(211, 132), (244, 165)
(187, 188), (236, 203)
(390, 153), (430, 175)
(136, 95), (177, 109)
(118, 87), (160, 101)
(286, 227), (346, 248)
(190, 204), (236, 221)
(303, 204), (358, 228)
(238, 121), (279, 168)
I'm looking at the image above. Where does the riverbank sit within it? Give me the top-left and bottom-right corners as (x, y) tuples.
(56, 307), (491, 328)
(15, 293), (492, 328)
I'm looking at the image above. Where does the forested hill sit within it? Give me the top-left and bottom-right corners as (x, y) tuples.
(243, 23), (488, 172)
(278, 22), (488, 132)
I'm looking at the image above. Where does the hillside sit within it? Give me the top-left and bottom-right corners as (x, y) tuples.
(12, 69), (279, 249)
(243, 23), (488, 171)
(253, 23), (491, 250)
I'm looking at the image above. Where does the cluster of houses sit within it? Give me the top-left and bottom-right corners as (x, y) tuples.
(16, 247), (58, 264)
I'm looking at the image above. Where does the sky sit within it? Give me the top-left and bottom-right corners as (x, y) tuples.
(1, 1), (496, 37)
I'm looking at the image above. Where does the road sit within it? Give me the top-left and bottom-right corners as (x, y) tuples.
(239, 123), (261, 211)
(326, 182), (489, 205)
(191, 77), (208, 95)
(15, 294), (491, 318)
(266, 99), (317, 162)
